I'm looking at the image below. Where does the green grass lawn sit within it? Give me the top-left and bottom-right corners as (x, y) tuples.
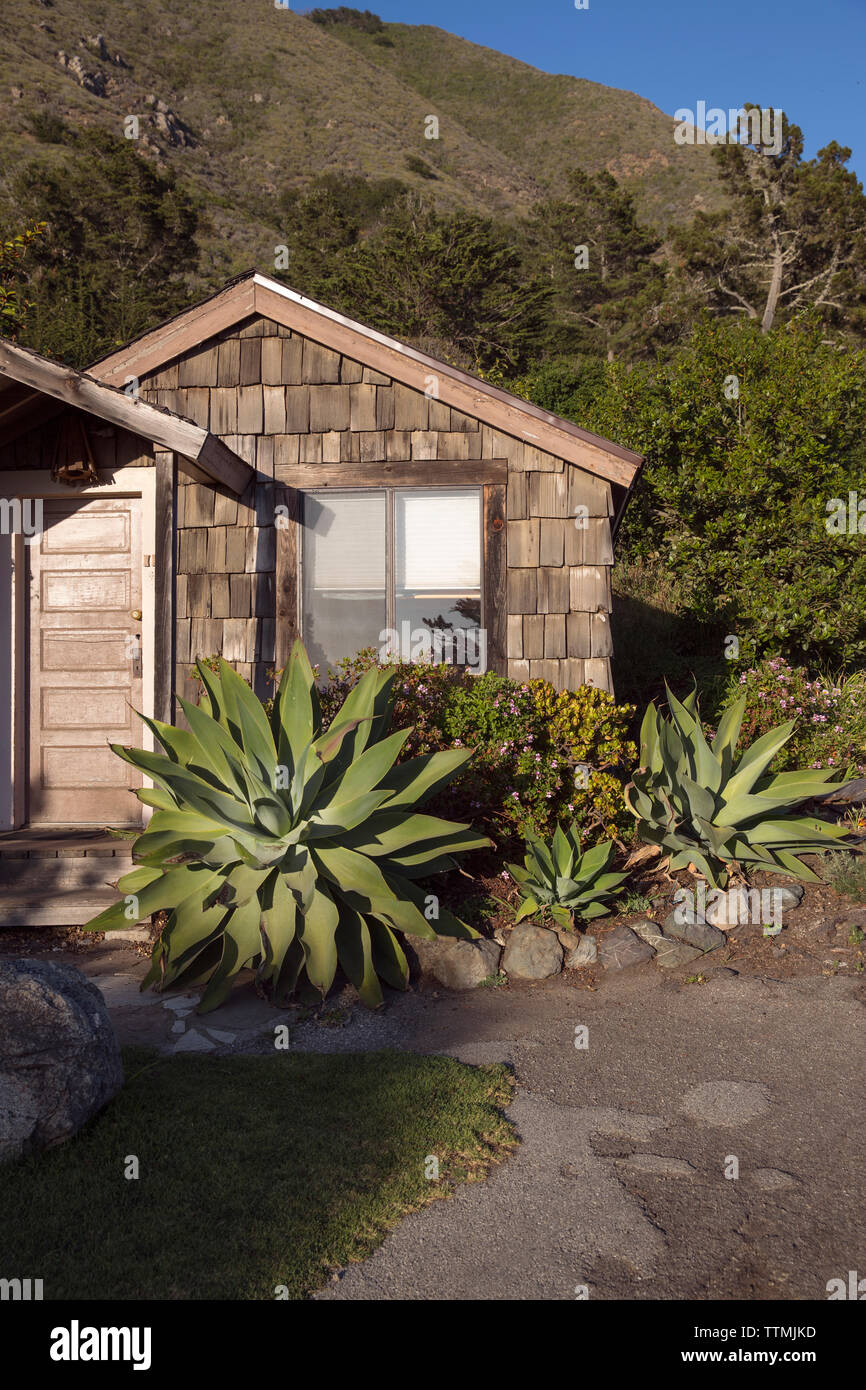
(1, 1047), (515, 1300)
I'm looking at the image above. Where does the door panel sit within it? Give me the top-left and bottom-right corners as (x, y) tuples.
(28, 497), (144, 826)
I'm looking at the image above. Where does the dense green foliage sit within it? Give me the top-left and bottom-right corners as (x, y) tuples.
(527, 169), (673, 361)
(282, 195), (550, 370)
(319, 654), (636, 849)
(541, 316), (866, 670)
(86, 645), (490, 1010)
(307, 7), (386, 33)
(0, 221), (44, 337)
(11, 127), (200, 365)
(626, 684), (851, 887)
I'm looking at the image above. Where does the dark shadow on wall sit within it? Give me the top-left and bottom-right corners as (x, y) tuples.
(610, 589), (731, 721)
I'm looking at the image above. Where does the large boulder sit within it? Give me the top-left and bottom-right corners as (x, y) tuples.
(0, 959), (123, 1164)
(409, 936), (502, 990)
(502, 923), (563, 980)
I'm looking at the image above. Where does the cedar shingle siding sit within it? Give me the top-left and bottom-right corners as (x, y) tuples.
(137, 312), (617, 703)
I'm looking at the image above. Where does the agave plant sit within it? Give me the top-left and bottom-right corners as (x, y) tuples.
(625, 684), (852, 887)
(84, 643), (491, 1010)
(506, 820), (628, 931)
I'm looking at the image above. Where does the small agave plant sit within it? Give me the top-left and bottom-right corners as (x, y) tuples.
(85, 643), (491, 1010)
(506, 820), (628, 931)
(625, 684), (851, 888)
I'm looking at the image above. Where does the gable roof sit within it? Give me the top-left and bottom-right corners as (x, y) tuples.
(91, 272), (643, 489)
(0, 337), (253, 494)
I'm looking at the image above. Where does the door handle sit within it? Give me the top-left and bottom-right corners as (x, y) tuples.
(131, 635), (142, 678)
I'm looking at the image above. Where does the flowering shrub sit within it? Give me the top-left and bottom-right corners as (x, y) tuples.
(319, 652), (636, 849)
(715, 658), (866, 774)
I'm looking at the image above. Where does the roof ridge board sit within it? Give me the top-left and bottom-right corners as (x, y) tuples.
(86, 272), (642, 480)
(252, 274), (643, 468)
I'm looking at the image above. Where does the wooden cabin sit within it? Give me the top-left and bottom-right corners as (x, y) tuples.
(0, 272), (641, 922)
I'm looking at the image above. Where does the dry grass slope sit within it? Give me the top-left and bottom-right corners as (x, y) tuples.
(0, 1), (725, 277)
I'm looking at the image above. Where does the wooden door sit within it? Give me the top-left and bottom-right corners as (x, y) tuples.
(27, 497), (144, 827)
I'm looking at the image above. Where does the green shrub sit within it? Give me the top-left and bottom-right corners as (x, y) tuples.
(714, 658), (866, 776)
(582, 316), (866, 669)
(822, 850), (866, 904)
(319, 654), (637, 850)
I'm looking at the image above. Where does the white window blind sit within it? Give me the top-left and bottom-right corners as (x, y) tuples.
(396, 489), (481, 590)
(304, 491), (386, 591)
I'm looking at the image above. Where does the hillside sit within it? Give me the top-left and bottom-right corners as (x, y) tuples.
(0, 1), (725, 280)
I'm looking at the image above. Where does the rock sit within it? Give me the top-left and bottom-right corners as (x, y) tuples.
(599, 925), (655, 971)
(663, 912), (726, 953)
(630, 917), (665, 949)
(100, 926), (151, 947)
(564, 934), (598, 969)
(653, 937), (705, 970)
(0, 959), (123, 1164)
(84, 33), (110, 60)
(502, 923), (563, 980)
(55, 51), (112, 97)
(410, 936), (502, 990)
(144, 93), (196, 147)
(775, 884), (805, 910)
(173, 1030), (215, 1053)
(622, 915), (705, 969)
(702, 885), (795, 928)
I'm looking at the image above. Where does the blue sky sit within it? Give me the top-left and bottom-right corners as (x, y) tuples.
(365, 0), (865, 179)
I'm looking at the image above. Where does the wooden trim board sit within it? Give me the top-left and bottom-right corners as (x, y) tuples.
(0, 339), (253, 495)
(275, 460), (508, 489)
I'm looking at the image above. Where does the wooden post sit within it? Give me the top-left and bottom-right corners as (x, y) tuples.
(153, 450), (176, 724)
(274, 484), (299, 672)
(484, 482), (507, 676)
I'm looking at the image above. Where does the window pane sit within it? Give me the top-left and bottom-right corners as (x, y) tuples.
(302, 491), (386, 671)
(395, 489), (482, 663)
(396, 489), (481, 590)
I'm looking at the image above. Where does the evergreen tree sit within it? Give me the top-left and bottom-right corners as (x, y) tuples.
(527, 169), (670, 361)
(13, 127), (200, 365)
(671, 108), (866, 337)
(324, 196), (551, 370)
